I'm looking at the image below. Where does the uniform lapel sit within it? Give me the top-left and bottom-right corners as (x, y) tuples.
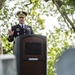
(17, 24), (23, 29)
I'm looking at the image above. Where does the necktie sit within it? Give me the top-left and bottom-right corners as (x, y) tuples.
(22, 25), (23, 28)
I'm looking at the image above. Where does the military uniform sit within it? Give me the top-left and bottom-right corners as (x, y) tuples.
(8, 24), (34, 42)
(8, 11), (34, 42)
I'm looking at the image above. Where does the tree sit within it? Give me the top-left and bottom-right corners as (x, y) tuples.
(44, 0), (75, 75)
(0, 0), (6, 10)
(0, 0), (6, 54)
(51, 0), (75, 31)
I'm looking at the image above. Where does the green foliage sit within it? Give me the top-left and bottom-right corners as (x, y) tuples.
(47, 27), (74, 75)
(0, 0), (46, 54)
(65, 0), (75, 6)
(0, 0), (6, 10)
(2, 35), (13, 54)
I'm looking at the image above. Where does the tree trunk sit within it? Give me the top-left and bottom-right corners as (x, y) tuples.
(52, 0), (75, 31)
(0, 31), (3, 55)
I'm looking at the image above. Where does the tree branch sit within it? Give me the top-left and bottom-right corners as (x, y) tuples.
(52, 0), (75, 31)
(24, 0), (32, 6)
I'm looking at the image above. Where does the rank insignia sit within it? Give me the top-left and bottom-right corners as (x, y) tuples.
(16, 28), (20, 31)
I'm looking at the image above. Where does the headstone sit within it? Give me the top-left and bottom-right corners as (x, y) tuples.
(0, 54), (17, 75)
(55, 47), (75, 75)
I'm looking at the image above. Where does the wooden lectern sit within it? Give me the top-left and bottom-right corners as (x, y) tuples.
(14, 34), (47, 75)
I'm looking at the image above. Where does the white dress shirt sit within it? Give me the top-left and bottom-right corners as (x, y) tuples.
(19, 23), (26, 29)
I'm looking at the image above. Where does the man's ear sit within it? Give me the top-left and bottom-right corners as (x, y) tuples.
(24, 17), (26, 20)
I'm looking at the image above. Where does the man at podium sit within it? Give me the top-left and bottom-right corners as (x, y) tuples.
(8, 11), (34, 42)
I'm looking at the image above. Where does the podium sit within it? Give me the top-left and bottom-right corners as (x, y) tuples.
(14, 34), (47, 75)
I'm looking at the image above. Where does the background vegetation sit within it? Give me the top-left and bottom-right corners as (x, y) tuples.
(0, 0), (75, 75)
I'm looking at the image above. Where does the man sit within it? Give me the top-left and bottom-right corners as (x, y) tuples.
(8, 11), (34, 42)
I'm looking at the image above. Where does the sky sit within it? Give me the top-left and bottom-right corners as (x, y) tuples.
(40, 15), (59, 35)
(44, 16), (59, 30)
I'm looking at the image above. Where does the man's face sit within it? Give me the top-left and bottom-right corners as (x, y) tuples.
(18, 17), (26, 24)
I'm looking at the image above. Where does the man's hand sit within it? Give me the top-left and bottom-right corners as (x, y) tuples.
(8, 30), (14, 36)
